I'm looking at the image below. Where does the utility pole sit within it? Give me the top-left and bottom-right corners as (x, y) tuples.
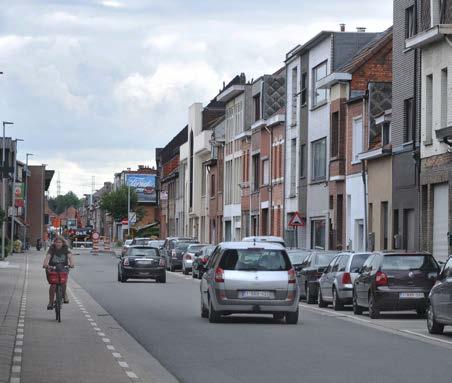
(10, 139), (23, 254)
(1, 122), (13, 260)
(23, 153), (33, 251)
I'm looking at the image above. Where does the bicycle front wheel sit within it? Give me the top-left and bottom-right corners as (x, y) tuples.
(55, 284), (62, 323)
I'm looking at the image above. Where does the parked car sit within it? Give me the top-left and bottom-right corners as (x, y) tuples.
(147, 240), (164, 249)
(353, 252), (439, 318)
(161, 237), (198, 271)
(118, 245), (166, 283)
(182, 244), (209, 274)
(242, 236), (286, 247)
(200, 241), (300, 324)
(287, 250), (311, 287)
(121, 239), (133, 257)
(427, 256), (452, 334)
(131, 237), (150, 246)
(192, 245), (216, 279)
(318, 252), (371, 310)
(298, 251), (338, 303)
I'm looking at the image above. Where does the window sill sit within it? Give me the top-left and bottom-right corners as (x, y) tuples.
(309, 179), (327, 186)
(351, 160), (361, 165)
(310, 101), (327, 111)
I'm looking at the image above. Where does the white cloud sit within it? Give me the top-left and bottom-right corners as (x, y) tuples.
(101, 1), (125, 8)
(0, 35), (32, 54)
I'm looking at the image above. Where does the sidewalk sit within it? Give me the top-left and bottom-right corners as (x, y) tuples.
(0, 250), (178, 383)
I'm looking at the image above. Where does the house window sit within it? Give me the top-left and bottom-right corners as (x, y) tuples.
(404, 98), (415, 143)
(301, 72), (307, 106)
(290, 139), (297, 195)
(405, 5), (416, 39)
(381, 201), (389, 250)
(311, 219), (326, 250)
(262, 159), (269, 185)
(311, 138), (327, 181)
(253, 93), (261, 122)
(352, 117), (363, 162)
(382, 123), (390, 146)
(441, 68), (448, 128)
(291, 67), (298, 124)
(210, 173), (215, 197)
(300, 144), (306, 178)
(331, 112), (339, 157)
(252, 154), (260, 192)
(312, 61), (327, 107)
(201, 164), (207, 196)
(426, 74), (433, 143)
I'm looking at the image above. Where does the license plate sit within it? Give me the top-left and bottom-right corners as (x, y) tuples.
(399, 292), (424, 299)
(239, 291), (274, 299)
(138, 272), (150, 275)
(137, 260), (153, 265)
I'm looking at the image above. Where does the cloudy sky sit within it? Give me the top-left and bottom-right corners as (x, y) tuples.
(0, 0), (392, 197)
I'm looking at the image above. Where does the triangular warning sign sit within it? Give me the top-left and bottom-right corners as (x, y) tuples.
(288, 212), (304, 227)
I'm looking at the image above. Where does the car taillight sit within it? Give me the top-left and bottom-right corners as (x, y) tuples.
(342, 272), (352, 285)
(201, 257), (208, 263)
(159, 258), (165, 267)
(288, 268), (296, 284)
(215, 267), (224, 283)
(172, 250), (177, 259)
(376, 271), (388, 286)
(123, 258), (130, 266)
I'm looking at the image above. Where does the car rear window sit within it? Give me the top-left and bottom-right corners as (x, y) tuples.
(134, 239), (149, 245)
(382, 255), (439, 271)
(176, 242), (193, 251)
(129, 248), (158, 257)
(313, 253), (337, 266)
(288, 251), (309, 264)
(219, 249), (291, 271)
(350, 253), (371, 272)
(188, 245), (206, 252)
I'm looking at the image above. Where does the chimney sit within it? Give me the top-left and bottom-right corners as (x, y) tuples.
(340, 23), (345, 32)
(431, 0), (441, 26)
(356, 27), (366, 33)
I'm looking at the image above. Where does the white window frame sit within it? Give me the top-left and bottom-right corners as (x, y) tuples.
(312, 61), (328, 107)
(352, 116), (363, 164)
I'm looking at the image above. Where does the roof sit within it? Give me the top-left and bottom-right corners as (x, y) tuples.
(338, 26), (393, 73)
(159, 125), (188, 164)
(217, 241), (285, 250)
(45, 170), (54, 191)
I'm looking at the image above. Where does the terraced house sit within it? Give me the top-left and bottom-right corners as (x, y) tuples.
(406, 0), (452, 261)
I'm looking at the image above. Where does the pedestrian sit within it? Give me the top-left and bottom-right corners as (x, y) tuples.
(42, 236), (74, 310)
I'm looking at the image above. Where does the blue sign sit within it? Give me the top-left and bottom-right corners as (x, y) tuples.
(125, 174), (157, 203)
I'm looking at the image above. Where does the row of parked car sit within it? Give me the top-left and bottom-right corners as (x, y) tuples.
(118, 236), (452, 333)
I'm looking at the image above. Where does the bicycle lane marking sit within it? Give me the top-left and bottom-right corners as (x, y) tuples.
(9, 257), (29, 383)
(68, 287), (141, 382)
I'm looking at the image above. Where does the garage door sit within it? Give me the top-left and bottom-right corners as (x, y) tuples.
(433, 183), (449, 261)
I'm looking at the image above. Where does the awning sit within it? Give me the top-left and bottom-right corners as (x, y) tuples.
(134, 222), (159, 232)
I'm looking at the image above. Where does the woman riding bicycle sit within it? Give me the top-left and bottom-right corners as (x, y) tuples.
(43, 236), (74, 310)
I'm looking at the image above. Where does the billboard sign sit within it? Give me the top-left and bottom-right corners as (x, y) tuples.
(14, 183), (24, 207)
(125, 174), (157, 203)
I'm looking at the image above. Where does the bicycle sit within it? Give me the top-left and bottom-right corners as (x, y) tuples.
(47, 266), (70, 323)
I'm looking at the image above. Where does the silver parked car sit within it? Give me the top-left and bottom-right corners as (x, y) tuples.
(318, 252), (371, 310)
(200, 242), (300, 324)
(182, 244), (209, 275)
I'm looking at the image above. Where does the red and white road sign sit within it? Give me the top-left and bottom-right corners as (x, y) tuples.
(92, 232), (100, 241)
(288, 212), (305, 227)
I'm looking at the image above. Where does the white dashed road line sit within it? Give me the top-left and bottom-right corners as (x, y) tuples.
(68, 287), (141, 381)
(10, 258), (29, 383)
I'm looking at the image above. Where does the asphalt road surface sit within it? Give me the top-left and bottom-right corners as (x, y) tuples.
(71, 251), (452, 383)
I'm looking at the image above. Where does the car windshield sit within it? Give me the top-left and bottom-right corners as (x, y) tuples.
(134, 239), (149, 245)
(219, 249), (291, 271)
(382, 255), (439, 271)
(124, 240), (133, 246)
(128, 248), (158, 257)
(187, 245), (206, 252)
(288, 251), (309, 264)
(350, 253), (371, 272)
(313, 253), (337, 266)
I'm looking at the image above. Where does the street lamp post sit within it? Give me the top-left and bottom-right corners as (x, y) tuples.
(23, 153), (33, 251)
(1, 121), (13, 260)
(10, 139), (23, 254)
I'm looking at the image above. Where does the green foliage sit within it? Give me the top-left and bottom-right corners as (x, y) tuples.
(100, 185), (138, 222)
(48, 191), (81, 214)
(0, 208), (5, 223)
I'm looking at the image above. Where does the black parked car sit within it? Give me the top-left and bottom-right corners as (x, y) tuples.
(161, 237), (198, 271)
(118, 245), (166, 283)
(192, 245), (216, 279)
(427, 256), (452, 334)
(298, 251), (338, 303)
(353, 252), (439, 318)
(287, 250), (311, 287)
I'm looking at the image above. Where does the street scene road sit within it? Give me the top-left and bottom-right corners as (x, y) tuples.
(69, 250), (452, 383)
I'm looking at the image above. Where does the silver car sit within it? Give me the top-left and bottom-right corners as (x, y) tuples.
(318, 252), (371, 310)
(182, 244), (209, 275)
(200, 242), (300, 324)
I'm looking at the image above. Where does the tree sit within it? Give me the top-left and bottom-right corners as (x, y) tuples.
(100, 186), (144, 222)
(48, 191), (81, 214)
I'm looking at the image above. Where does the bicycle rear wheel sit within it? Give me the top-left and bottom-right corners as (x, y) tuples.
(55, 285), (62, 323)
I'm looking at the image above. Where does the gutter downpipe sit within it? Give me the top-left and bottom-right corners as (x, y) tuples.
(362, 95), (369, 251)
(265, 125), (273, 235)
